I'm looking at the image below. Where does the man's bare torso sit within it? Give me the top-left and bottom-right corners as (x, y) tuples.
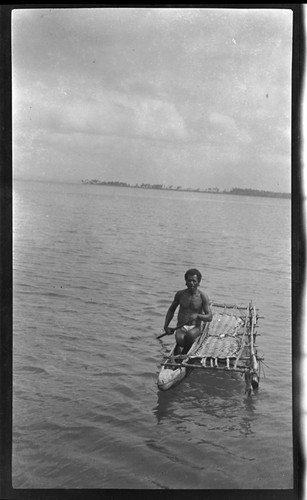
(176, 289), (204, 326)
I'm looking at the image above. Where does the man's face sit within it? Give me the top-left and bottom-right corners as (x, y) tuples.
(185, 274), (199, 292)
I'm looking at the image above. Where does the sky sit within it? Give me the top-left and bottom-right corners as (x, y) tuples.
(12, 7), (293, 192)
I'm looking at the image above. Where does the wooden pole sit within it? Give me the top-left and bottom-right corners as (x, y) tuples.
(157, 321), (192, 339)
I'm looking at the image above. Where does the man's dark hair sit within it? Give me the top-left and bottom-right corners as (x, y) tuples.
(184, 268), (202, 283)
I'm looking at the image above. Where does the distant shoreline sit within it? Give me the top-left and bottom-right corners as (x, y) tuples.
(81, 180), (291, 200)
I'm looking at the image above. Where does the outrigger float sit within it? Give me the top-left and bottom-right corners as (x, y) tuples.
(157, 302), (263, 394)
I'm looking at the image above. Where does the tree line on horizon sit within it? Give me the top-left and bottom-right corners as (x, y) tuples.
(81, 179), (290, 199)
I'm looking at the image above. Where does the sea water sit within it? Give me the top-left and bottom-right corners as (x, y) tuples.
(12, 180), (292, 489)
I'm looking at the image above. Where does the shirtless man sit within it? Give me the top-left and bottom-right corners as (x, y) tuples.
(163, 269), (212, 354)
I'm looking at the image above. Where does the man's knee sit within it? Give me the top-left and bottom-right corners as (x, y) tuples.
(175, 330), (185, 346)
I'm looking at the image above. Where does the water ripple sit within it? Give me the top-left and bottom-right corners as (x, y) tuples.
(12, 181), (292, 489)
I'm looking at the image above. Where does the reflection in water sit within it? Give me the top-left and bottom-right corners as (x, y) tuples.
(153, 368), (258, 437)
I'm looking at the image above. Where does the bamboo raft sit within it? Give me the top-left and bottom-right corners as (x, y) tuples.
(157, 302), (263, 394)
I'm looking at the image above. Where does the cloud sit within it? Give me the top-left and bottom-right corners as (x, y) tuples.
(14, 72), (188, 144)
(209, 112), (251, 143)
(134, 99), (188, 141)
(12, 8), (292, 191)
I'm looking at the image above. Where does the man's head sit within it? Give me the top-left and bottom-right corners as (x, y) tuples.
(184, 268), (202, 284)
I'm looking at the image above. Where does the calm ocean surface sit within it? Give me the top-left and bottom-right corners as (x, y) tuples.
(12, 180), (292, 490)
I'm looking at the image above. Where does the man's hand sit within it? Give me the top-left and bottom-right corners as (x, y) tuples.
(164, 326), (174, 335)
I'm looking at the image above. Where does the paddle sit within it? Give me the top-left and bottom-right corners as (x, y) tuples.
(157, 321), (191, 340)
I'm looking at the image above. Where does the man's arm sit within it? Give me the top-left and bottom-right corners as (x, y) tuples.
(163, 293), (180, 332)
(197, 292), (212, 323)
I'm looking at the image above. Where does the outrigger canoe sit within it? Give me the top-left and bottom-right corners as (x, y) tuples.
(157, 302), (263, 394)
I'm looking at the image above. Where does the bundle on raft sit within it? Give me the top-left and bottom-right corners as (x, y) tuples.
(157, 302), (263, 394)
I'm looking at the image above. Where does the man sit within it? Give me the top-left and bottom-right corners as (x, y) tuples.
(163, 268), (212, 354)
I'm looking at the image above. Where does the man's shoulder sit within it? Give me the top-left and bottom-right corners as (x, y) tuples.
(175, 288), (187, 298)
(199, 289), (210, 301)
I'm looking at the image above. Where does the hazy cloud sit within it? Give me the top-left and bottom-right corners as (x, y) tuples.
(13, 7), (292, 191)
